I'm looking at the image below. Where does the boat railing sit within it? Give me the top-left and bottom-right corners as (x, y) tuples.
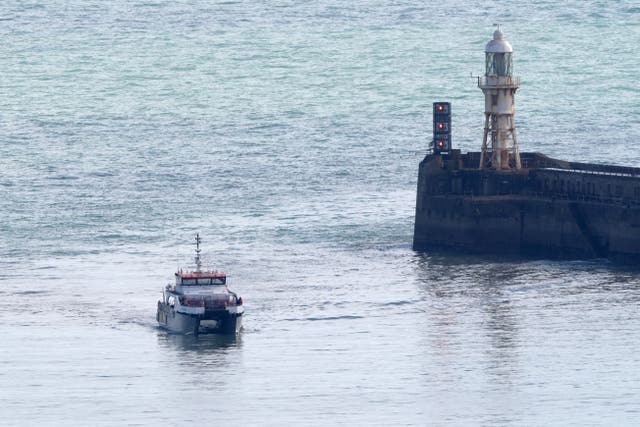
(462, 188), (638, 206)
(542, 167), (640, 179)
(477, 75), (520, 88)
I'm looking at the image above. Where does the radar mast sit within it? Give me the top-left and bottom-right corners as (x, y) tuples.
(194, 233), (202, 272)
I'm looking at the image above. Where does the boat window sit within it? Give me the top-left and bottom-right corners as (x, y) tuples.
(182, 278), (196, 285)
(197, 278), (211, 285)
(212, 278), (226, 285)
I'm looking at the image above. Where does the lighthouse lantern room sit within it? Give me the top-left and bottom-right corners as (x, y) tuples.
(478, 27), (522, 170)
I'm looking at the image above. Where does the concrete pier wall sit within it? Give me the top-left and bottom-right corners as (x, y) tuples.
(413, 151), (640, 262)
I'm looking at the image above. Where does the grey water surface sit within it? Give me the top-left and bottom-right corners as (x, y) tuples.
(1, 1), (640, 425)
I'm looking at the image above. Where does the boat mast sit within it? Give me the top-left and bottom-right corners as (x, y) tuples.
(194, 233), (202, 272)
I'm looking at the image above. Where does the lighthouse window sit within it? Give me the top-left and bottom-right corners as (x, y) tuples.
(486, 52), (513, 76)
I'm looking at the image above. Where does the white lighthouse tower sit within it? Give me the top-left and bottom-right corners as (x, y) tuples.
(478, 27), (521, 170)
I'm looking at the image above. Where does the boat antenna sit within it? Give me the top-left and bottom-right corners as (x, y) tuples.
(194, 233), (202, 272)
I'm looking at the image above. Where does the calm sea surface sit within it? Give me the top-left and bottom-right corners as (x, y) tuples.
(1, 1), (640, 425)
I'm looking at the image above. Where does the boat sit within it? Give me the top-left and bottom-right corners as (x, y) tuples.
(413, 28), (640, 263)
(157, 234), (244, 335)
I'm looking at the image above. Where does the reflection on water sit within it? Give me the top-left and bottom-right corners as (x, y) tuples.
(410, 252), (640, 423)
(414, 253), (521, 387)
(152, 330), (245, 415)
(157, 330), (243, 354)
(481, 296), (519, 388)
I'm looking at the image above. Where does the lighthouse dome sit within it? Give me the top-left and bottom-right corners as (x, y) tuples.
(485, 29), (513, 53)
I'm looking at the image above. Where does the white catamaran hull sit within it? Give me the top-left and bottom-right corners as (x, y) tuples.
(157, 302), (242, 335)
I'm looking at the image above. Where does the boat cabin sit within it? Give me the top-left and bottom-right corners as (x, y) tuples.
(175, 271), (227, 286)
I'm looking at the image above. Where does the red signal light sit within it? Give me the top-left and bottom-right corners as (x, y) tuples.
(433, 102), (451, 152)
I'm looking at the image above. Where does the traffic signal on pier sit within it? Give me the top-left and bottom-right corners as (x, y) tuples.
(433, 102), (451, 153)
(434, 135), (451, 151)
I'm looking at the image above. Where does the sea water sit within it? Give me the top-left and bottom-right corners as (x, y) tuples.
(1, 1), (639, 425)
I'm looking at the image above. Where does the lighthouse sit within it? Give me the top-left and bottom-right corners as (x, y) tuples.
(478, 27), (521, 170)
